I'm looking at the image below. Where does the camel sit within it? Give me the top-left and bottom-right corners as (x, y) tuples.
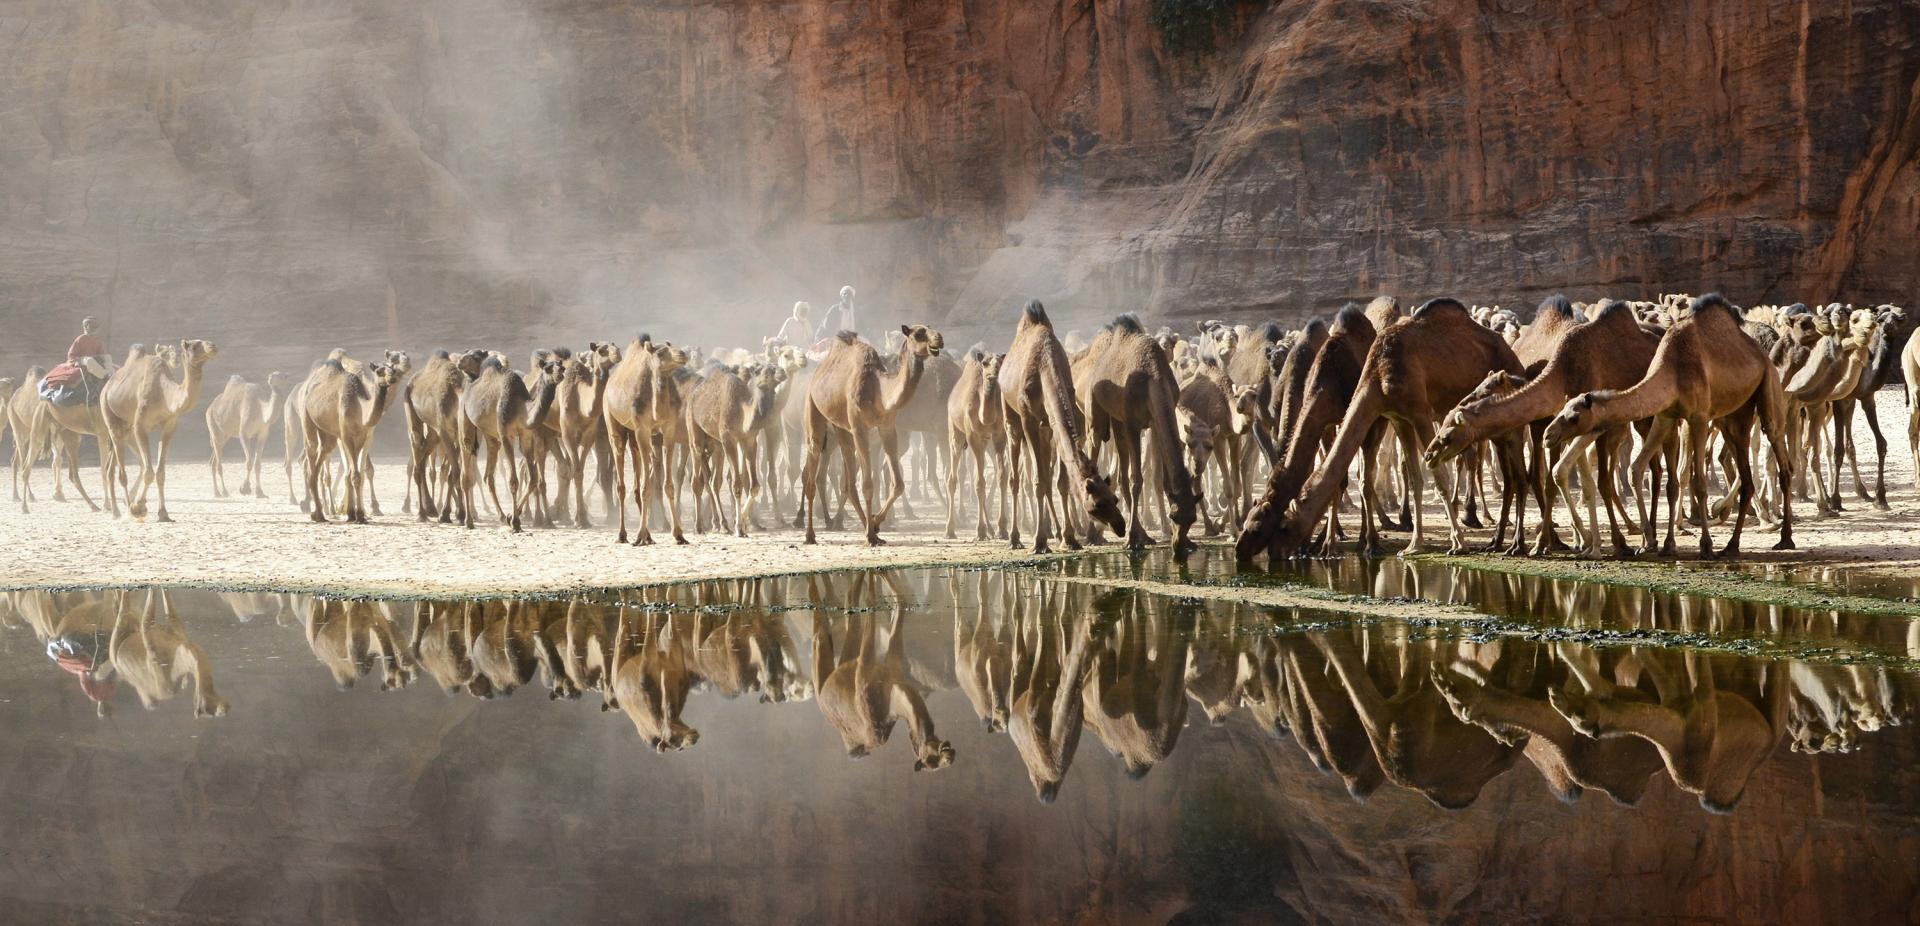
(1078, 315), (1200, 553)
(1544, 294), (1796, 558)
(685, 362), (777, 537)
(997, 301), (1126, 554)
(28, 351), (133, 516)
(1008, 585), (1118, 802)
(458, 355), (562, 533)
(608, 609), (701, 752)
(2, 371), (58, 506)
(945, 349), (1009, 541)
(546, 343), (621, 528)
(1236, 303), (1381, 560)
(602, 336), (692, 546)
(1081, 597), (1194, 779)
(1243, 298), (1526, 561)
(953, 570), (1015, 731)
(303, 596), (414, 690)
(1225, 321), (1285, 462)
(890, 350), (962, 518)
(205, 371), (288, 498)
(799, 324), (945, 546)
(1425, 299), (1664, 557)
(96, 339), (217, 521)
(1832, 304), (1910, 507)
(402, 348), (489, 523)
(1781, 306), (1870, 515)
(107, 589), (231, 718)
(1175, 358), (1244, 536)
(295, 357), (404, 524)
(1267, 318), (1328, 453)
(813, 609), (955, 770)
(284, 349), (409, 515)
(408, 599), (484, 696)
(1548, 649), (1787, 812)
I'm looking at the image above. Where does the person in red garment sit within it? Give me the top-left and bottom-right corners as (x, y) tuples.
(39, 316), (112, 406)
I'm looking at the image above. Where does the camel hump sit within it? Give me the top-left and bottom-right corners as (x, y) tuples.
(1412, 297), (1469, 319)
(1535, 293), (1574, 320)
(1301, 316), (1329, 340)
(1256, 321), (1284, 343)
(227, 374), (246, 386)
(1021, 299), (1050, 328)
(1690, 292), (1737, 321)
(1109, 313), (1145, 335)
(1330, 302), (1368, 334)
(1591, 299), (1638, 327)
(834, 330), (859, 344)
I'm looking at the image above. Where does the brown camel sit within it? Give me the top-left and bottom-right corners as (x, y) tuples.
(1543, 293), (1795, 558)
(1548, 649), (1787, 812)
(602, 337), (692, 546)
(402, 348), (489, 523)
(99, 339), (217, 521)
(800, 324), (945, 546)
(206, 371), (289, 498)
(1244, 298), (1525, 561)
(1426, 299), (1664, 557)
(295, 357), (404, 524)
(1236, 303), (1379, 561)
(546, 342), (621, 528)
(1081, 597), (1195, 779)
(458, 355), (562, 533)
(945, 350), (1009, 541)
(1832, 305), (1910, 508)
(1008, 585), (1119, 803)
(1079, 315), (1200, 553)
(813, 609), (956, 771)
(997, 301), (1126, 554)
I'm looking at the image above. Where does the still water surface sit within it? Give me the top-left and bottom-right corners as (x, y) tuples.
(4, 560), (1920, 923)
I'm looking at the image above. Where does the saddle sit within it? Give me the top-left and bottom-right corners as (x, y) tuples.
(38, 361), (101, 407)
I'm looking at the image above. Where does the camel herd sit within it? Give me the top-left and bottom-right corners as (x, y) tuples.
(8, 564), (1903, 812)
(2, 292), (1912, 566)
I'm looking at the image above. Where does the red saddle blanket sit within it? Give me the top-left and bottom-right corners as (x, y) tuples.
(41, 361), (86, 388)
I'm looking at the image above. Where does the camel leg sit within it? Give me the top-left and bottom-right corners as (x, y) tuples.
(1859, 398), (1891, 509)
(1595, 429), (1632, 558)
(481, 440), (506, 525)
(611, 428), (633, 543)
(1720, 408), (1759, 558)
(1028, 424), (1056, 555)
(1683, 419), (1716, 559)
(944, 428), (963, 540)
(152, 426), (177, 523)
(208, 428), (227, 498)
(1121, 430), (1150, 551)
(869, 428), (907, 543)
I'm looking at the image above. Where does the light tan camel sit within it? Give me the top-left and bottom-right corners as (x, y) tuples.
(685, 363), (773, 537)
(98, 338), (217, 521)
(1544, 294), (1796, 558)
(304, 596), (413, 690)
(1247, 298), (1525, 559)
(283, 349), (409, 515)
(609, 610), (701, 752)
(546, 343), (620, 528)
(997, 301), (1125, 554)
(945, 349), (1009, 541)
(402, 348), (489, 523)
(1426, 299), (1664, 556)
(1175, 359), (1245, 536)
(1008, 585), (1118, 803)
(458, 355), (562, 533)
(296, 357), (404, 524)
(108, 589), (231, 718)
(29, 350), (134, 516)
(1078, 315), (1200, 553)
(602, 337), (692, 546)
(206, 371), (288, 498)
(813, 609), (955, 770)
(1081, 596), (1194, 779)
(800, 324), (945, 545)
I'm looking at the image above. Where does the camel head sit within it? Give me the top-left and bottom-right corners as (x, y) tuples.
(913, 737), (956, 772)
(1543, 391), (1609, 447)
(383, 350), (411, 376)
(370, 362), (403, 390)
(455, 348), (489, 379)
(1177, 407), (1215, 477)
(180, 339), (217, 369)
(155, 342), (180, 368)
(1779, 312), (1821, 349)
(1876, 303), (1910, 339)
(1230, 384), (1259, 432)
(649, 723), (700, 753)
(897, 324), (944, 359)
(1427, 372), (1523, 466)
(1083, 474), (1126, 536)
(587, 340), (621, 372)
(649, 341), (691, 372)
(266, 370), (290, 393)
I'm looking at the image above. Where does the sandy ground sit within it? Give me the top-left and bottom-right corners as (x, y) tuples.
(2, 389), (1918, 597)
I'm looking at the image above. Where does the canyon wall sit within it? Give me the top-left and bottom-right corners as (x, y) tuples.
(0, 0), (1915, 377)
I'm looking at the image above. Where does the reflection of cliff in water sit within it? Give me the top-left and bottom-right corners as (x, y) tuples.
(3, 571), (1920, 922)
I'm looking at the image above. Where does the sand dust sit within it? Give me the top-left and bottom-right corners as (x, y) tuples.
(3, 390), (1919, 596)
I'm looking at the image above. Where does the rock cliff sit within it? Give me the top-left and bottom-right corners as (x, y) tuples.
(0, 0), (1914, 374)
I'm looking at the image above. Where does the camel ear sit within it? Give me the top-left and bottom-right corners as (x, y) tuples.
(899, 324), (912, 336)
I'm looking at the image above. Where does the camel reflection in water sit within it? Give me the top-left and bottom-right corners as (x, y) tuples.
(7, 558), (1919, 815)
(7, 588), (228, 718)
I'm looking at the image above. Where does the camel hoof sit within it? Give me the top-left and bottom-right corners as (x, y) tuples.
(866, 535), (887, 547)
(803, 533), (817, 545)
(1772, 536), (1797, 551)
(944, 530), (957, 540)
(1718, 544), (1742, 560)
(1874, 501), (1892, 512)
(1032, 543), (1051, 555)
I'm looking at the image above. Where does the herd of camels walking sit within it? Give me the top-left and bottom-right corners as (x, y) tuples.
(10, 566), (1897, 812)
(2, 291), (1912, 565)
